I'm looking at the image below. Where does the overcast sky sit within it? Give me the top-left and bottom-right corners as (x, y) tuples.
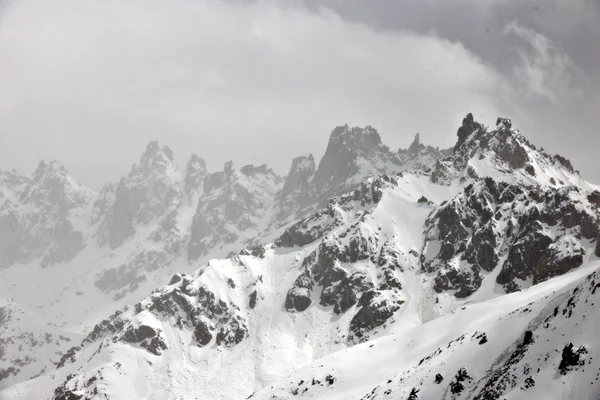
(0, 0), (598, 189)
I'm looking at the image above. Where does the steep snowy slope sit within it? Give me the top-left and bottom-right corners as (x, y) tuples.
(0, 298), (81, 391)
(0, 125), (449, 390)
(251, 261), (600, 400)
(1, 114), (599, 400)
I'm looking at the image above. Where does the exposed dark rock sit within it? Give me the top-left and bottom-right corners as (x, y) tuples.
(169, 274), (182, 285)
(554, 154), (575, 173)
(313, 125), (399, 194)
(496, 117), (512, 129)
(285, 271), (313, 312)
(478, 333), (488, 345)
(408, 133), (420, 153)
(347, 291), (403, 344)
(194, 321), (213, 347)
(434, 373), (444, 384)
(450, 368), (472, 394)
(240, 245), (267, 259)
(498, 138), (529, 169)
(466, 165), (479, 179)
(56, 346), (81, 369)
(184, 154), (207, 196)
(588, 191), (600, 207)
(466, 226), (498, 273)
(433, 266), (482, 298)
(215, 318), (247, 347)
(455, 113), (481, 151)
(98, 142), (179, 249)
(407, 387), (419, 400)
(417, 196), (430, 204)
(121, 325), (167, 356)
(534, 246), (585, 285)
(52, 383), (84, 400)
(558, 343), (587, 375)
(325, 374), (335, 385)
(276, 154), (317, 222)
(249, 290), (258, 309)
(188, 162), (282, 261)
(596, 235), (600, 258)
(524, 164), (536, 176)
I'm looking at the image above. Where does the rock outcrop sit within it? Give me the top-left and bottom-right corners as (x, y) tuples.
(423, 178), (599, 296)
(0, 161), (92, 268)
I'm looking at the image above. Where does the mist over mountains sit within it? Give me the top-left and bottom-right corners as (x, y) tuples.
(1, 114), (599, 400)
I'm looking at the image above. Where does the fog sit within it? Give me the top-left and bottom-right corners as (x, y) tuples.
(0, 0), (598, 186)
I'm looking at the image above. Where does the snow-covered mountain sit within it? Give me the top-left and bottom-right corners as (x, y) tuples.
(1, 115), (599, 400)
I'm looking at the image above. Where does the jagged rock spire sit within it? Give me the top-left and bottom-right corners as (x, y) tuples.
(184, 154), (208, 196)
(408, 133), (421, 153)
(454, 113), (482, 151)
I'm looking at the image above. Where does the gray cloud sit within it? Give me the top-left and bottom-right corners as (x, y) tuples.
(0, 0), (598, 188)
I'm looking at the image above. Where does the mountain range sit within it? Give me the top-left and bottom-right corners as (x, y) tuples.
(0, 114), (599, 400)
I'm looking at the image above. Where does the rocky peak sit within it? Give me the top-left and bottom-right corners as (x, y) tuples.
(275, 155), (317, 223)
(19, 160), (91, 212)
(423, 177), (599, 297)
(313, 125), (400, 195)
(224, 161), (234, 176)
(454, 113), (483, 152)
(432, 114), (580, 186)
(137, 141), (175, 175)
(496, 117), (512, 129)
(408, 133), (421, 154)
(398, 133), (453, 173)
(97, 142), (181, 249)
(240, 164), (276, 177)
(188, 161), (283, 261)
(0, 161), (91, 268)
(184, 154), (208, 196)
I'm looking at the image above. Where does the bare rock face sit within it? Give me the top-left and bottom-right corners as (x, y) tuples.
(454, 113), (482, 151)
(347, 290), (403, 344)
(496, 117), (512, 129)
(187, 162), (283, 261)
(399, 133), (452, 172)
(595, 235), (600, 257)
(312, 125), (404, 203)
(423, 178), (599, 296)
(121, 324), (167, 356)
(432, 114), (572, 186)
(96, 141), (181, 249)
(284, 271), (313, 312)
(554, 154), (575, 173)
(274, 128), (449, 228)
(276, 174), (399, 248)
(275, 155), (317, 224)
(283, 176), (408, 343)
(184, 154), (208, 197)
(0, 161), (91, 268)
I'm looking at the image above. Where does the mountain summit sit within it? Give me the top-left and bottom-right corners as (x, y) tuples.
(1, 114), (599, 400)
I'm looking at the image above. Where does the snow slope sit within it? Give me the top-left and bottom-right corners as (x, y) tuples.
(251, 261), (600, 400)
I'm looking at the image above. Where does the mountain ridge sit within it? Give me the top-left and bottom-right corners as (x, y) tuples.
(1, 114), (599, 400)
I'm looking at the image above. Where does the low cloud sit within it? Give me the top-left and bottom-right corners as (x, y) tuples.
(0, 0), (515, 187)
(504, 20), (581, 103)
(0, 0), (596, 186)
